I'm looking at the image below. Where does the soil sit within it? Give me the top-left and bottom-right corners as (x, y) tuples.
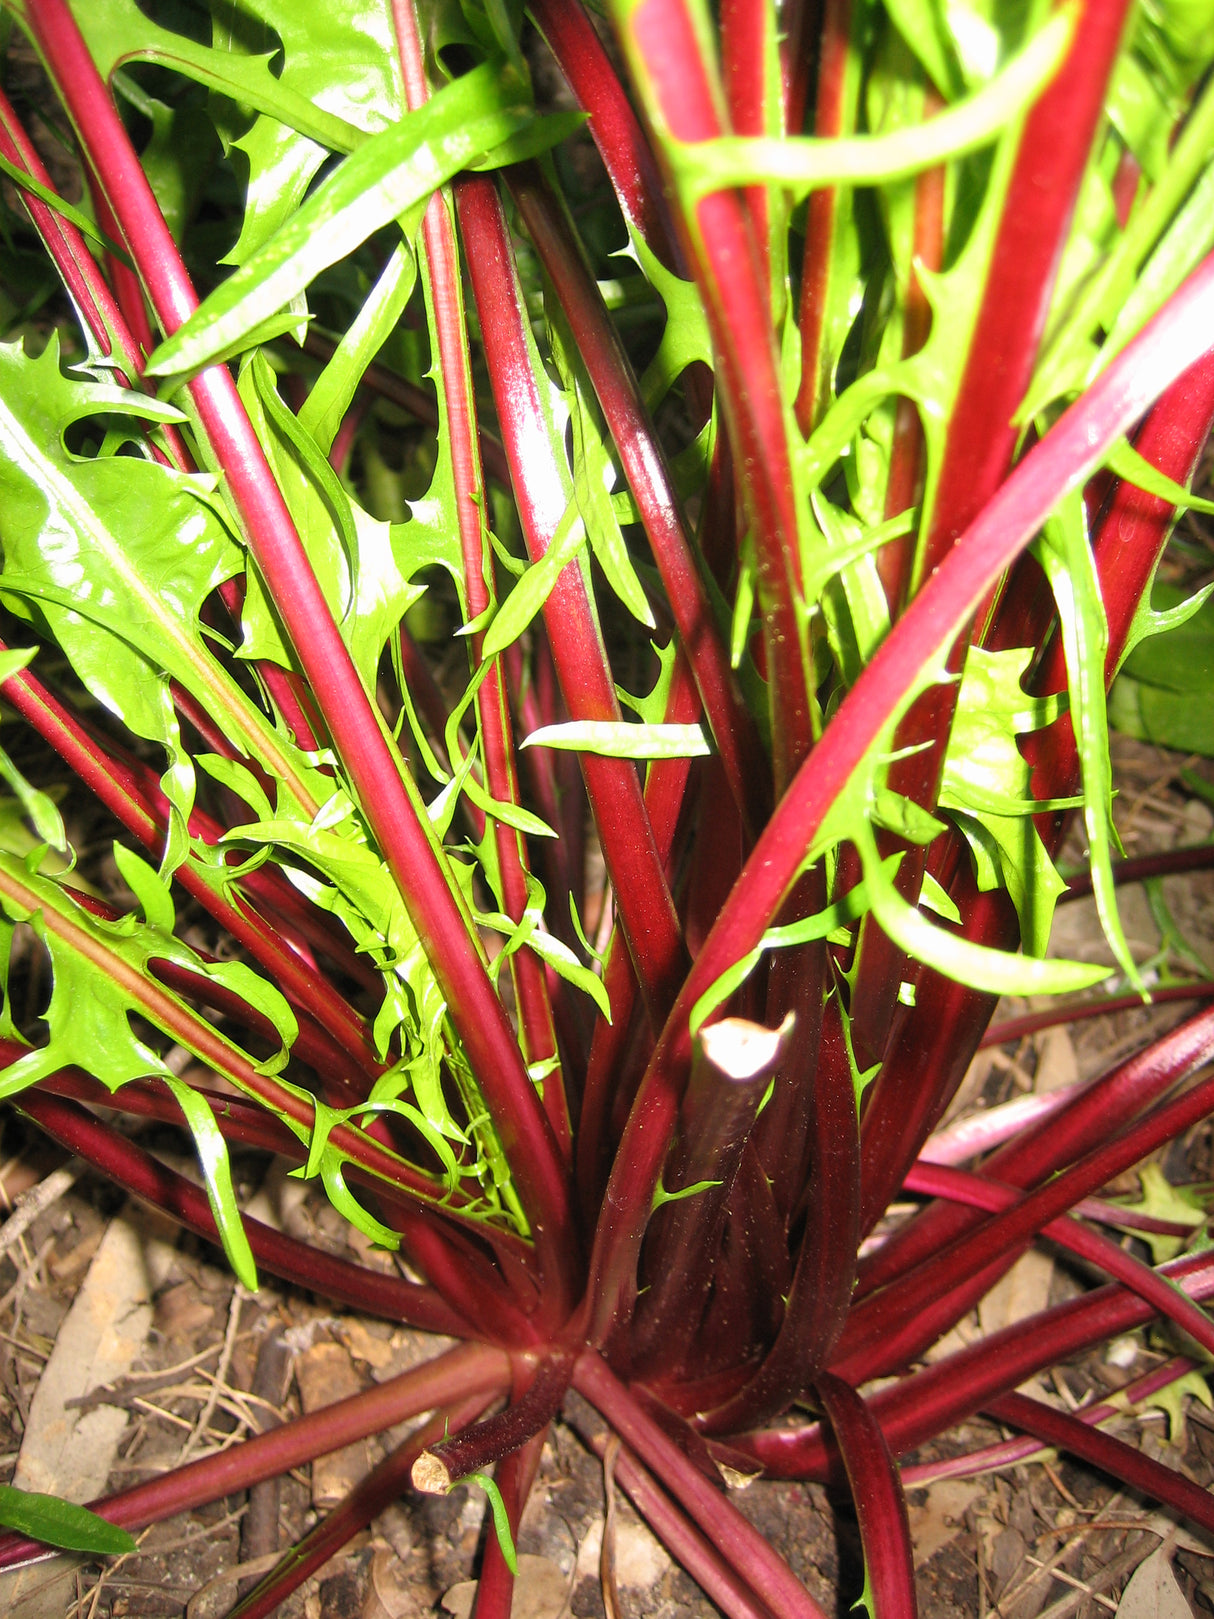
(1, 735), (1214, 1619)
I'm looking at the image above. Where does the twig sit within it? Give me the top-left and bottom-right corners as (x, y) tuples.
(0, 1163), (80, 1255)
(601, 1434), (623, 1619)
(178, 1285), (247, 1463)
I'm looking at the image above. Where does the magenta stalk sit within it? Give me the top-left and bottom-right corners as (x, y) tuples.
(616, 0), (814, 789)
(584, 1430), (780, 1619)
(901, 1159), (1214, 1359)
(504, 159), (768, 836)
(586, 250), (1214, 1341)
(985, 1390), (1214, 1537)
(18, 1087), (474, 1335)
(730, 1250), (1214, 1481)
(631, 1016), (791, 1368)
(902, 1357), (1196, 1488)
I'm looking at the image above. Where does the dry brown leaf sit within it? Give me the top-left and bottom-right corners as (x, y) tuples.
(0, 1208), (152, 1617)
(978, 1247), (1056, 1338)
(1115, 1545), (1191, 1618)
(907, 1479), (982, 1567)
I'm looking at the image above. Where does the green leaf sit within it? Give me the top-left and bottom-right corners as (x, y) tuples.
(1105, 438), (1214, 516)
(652, 1176), (722, 1211)
(146, 64), (556, 381)
(668, 7), (1074, 199)
(0, 851), (294, 1102)
(522, 721), (711, 759)
(545, 287), (655, 629)
(72, 0), (366, 155)
(112, 843), (176, 934)
(0, 152), (125, 259)
(163, 1075), (258, 1291)
(0, 1485), (136, 1556)
(481, 498), (585, 660)
(689, 864), (896, 1036)
(940, 646), (1071, 955)
(462, 1473), (517, 1576)
(299, 245), (417, 456)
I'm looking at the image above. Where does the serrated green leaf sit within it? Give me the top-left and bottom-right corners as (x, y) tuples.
(72, 0), (365, 155)
(853, 816), (1110, 997)
(481, 498), (585, 660)
(940, 645), (1072, 953)
(1036, 496), (1142, 989)
(0, 1485), (136, 1556)
(689, 863), (896, 1035)
(0, 335), (301, 872)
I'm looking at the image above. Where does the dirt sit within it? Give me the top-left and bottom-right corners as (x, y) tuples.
(1, 738), (1214, 1619)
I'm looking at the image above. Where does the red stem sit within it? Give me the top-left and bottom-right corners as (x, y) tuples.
(721, 0), (778, 288)
(18, 1087), (477, 1336)
(902, 1159), (1214, 1359)
(528, 0), (686, 272)
(582, 1430), (780, 1619)
(573, 1352), (830, 1619)
(574, 652), (702, 1221)
(393, 4), (565, 1151)
(983, 981), (1214, 1046)
(901, 1356), (1195, 1486)
(455, 171), (688, 1029)
(814, 1373), (915, 1619)
(418, 1352), (572, 1486)
(700, 1001), (859, 1431)
(986, 1390), (1214, 1537)
(728, 1250), (1214, 1479)
(860, 998), (1214, 1300)
(624, 0), (814, 790)
(0, 1343), (509, 1568)
(470, 1429), (547, 1619)
(794, 0), (853, 435)
(834, 1028), (1214, 1382)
